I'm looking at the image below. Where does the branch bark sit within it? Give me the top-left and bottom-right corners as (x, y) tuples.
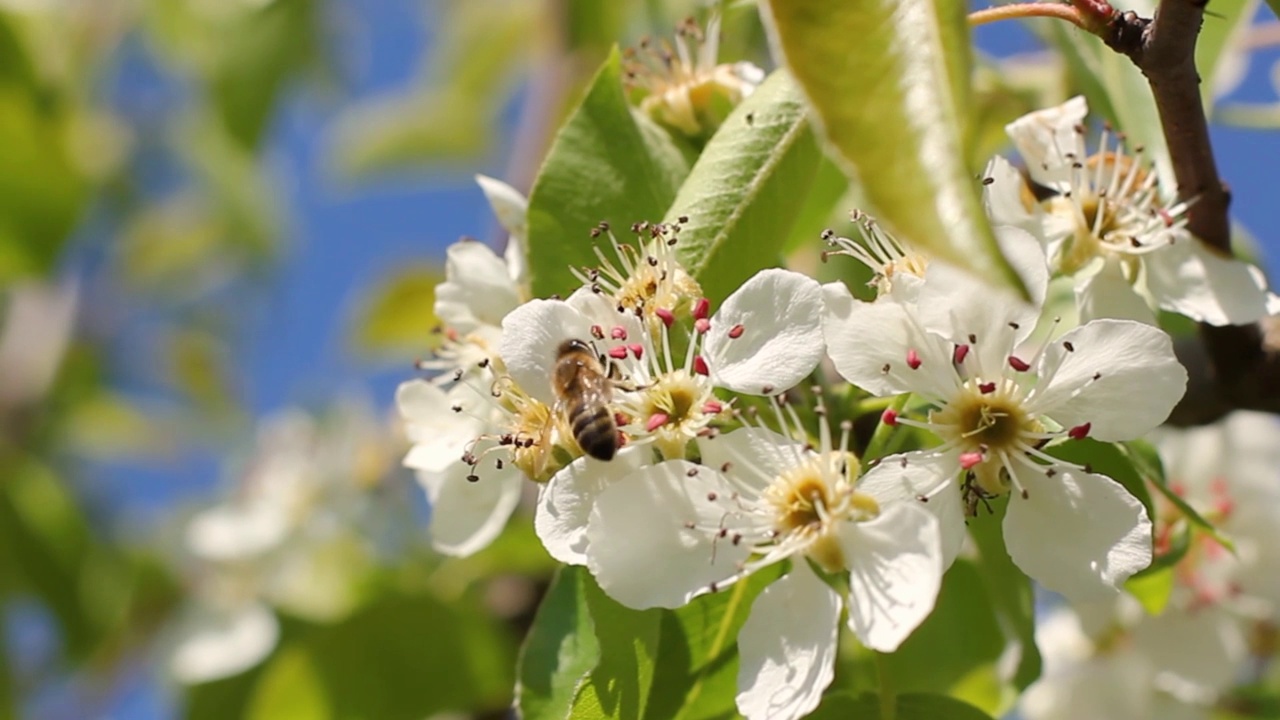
(1093, 0), (1280, 426)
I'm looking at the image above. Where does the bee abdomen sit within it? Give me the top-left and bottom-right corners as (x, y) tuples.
(570, 403), (618, 461)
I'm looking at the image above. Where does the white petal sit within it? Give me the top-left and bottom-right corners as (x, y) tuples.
(698, 426), (807, 494)
(475, 174), (529, 288)
(419, 447), (523, 557)
(736, 563), (840, 720)
(534, 446), (647, 565)
(1004, 468), (1152, 605)
(435, 239), (522, 332)
(841, 502), (943, 652)
(1005, 95), (1089, 193)
(982, 156), (1040, 234)
(1020, 652), (1154, 720)
(914, 230), (1044, 369)
(1143, 238), (1273, 325)
(822, 282), (956, 401)
(396, 379), (486, 473)
(585, 461), (750, 609)
(1031, 319), (1187, 440)
(186, 504), (288, 562)
(1131, 605), (1245, 694)
(704, 269), (824, 395)
(498, 299), (595, 405)
(855, 451), (967, 569)
(169, 601), (280, 684)
(1074, 256), (1157, 325)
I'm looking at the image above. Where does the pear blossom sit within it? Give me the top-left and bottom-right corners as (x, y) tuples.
(984, 95), (1276, 325)
(825, 229), (1187, 604)
(820, 210), (931, 302)
(573, 220), (703, 324)
(511, 269), (827, 564)
(583, 413), (942, 720)
(624, 15), (765, 140)
(1020, 599), (1241, 720)
(169, 405), (393, 683)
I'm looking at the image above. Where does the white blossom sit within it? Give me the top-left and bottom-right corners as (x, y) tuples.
(825, 230), (1186, 604)
(985, 96), (1276, 326)
(582, 415), (942, 720)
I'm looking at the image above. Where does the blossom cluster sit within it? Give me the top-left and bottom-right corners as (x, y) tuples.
(397, 97), (1279, 719)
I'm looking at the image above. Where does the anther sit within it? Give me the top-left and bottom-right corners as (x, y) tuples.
(1063, 341), (1075, 352)
(728, 324), (745, 339)
(707, 492), (718, 501)
(655, 308), (675, 327)
(882, 408), (899, 426)
(953, 344), (970, 364)
(1008, 355), (1031, 372)
(688, 467), (700, 477)
(466, 474), (480, 483)
(647, 413), (670, 432)
(590, 324), (604, 339)
(906, 348), (922, 370)
(695, 318), (711, 334)
(979, 382), (996, 394)
(959, 451), (984, 470)
(629, 343), (644, 360)
(702, 400), (723, 414)
(1068, 422), (1092, 440)
(611, 326), (628, 340)
(693, 297), (710, 320)
(609, 346), (629, 360)
(693, 356), (710, 376)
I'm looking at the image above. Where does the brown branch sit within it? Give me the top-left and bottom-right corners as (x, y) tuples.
(1089, 0), (1280, 425)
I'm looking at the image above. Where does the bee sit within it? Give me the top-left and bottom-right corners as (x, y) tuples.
(553, 338), (619, 461)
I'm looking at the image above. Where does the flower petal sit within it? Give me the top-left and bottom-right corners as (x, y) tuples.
(498, 299), (596, 405)
(397, 379), (486, 473)
(419, 445), (523, 557)
(822, 283), (955, 401)
(186, 504), (289, 562)
(840, 502), (943, 652)
(698, 426), (808, 495)
(1004, 467), (1152, 605)
(585, 460), (749, 609)
(855, 451), (967, 569)
(1143, 237), (1273, 326)
(983, 156), (1040, 234)
(1005, 95), (1088, 193)
(435, 239), (522, 332)
(169, 601), (280, 684)
(1131, 604), (1245, 694)
(1074, 257), (1157, 325)
(735, 562), (840, 720)
(704, 269), (824, 395)
(1032, 319), (1186, 440)
(534, 446), (647, 565)
(475, 174), (529, 287)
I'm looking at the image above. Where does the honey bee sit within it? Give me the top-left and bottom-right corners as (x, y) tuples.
(553, 338), (619, 461)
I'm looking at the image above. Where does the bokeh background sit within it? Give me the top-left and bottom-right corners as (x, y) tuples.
(3, 0), (1280, 718)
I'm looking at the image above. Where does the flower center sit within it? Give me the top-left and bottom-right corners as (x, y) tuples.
(930, 381), (1045, 499)
(763, 455), (876, 573)
(628, 369), (716, 459)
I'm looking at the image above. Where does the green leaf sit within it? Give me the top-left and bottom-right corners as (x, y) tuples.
(571, 572), (662, 719)
(302, 592), (516, 719)
(967, 499), (1042, 692)
(879, 561), (1008, 715)
(1197, 0), (1258, 113)
(350, 265), (444, 357)
(526, 47), (692, 298)
(646, 564), (783, 720)
(245, 646), (331, 720)
(210, 0), (319, 149)
(663, 70), (824, 303)
(517, 566), (601, 720)
(809, 691), (996, 719)
(1126, 563), (1177, 616)
(185, 667), (265, 720)
(759, 0), (1025, 295)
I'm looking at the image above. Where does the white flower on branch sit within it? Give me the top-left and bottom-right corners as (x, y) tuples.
(582, 415), (942, 720)
(824, 231), (1186, 604)
(985, 95), (1277, 326)
(518, 269), (827, 564)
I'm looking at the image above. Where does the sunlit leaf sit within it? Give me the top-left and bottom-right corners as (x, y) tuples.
(570, 571), (662, 719)
(760, 0), (1025, 295)
(245, 645), (331, 720)
(663, 70), (824, 303)
(350, 264), (444, 357)
(517, 566), (600, 720)
(1196, 0), (1258, 110)
(526, 47), (692, 298)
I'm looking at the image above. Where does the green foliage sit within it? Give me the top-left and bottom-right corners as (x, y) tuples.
(967, 498), (1042, 694)
(526, 48), (693, 299)
(351, 265), (444, 358)
(664, 70), (824, 304)
(760, 0), (1025, 295)
(809, 691), (996, 719)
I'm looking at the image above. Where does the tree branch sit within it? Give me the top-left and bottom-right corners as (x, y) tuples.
(1089, 0), (1280, 425)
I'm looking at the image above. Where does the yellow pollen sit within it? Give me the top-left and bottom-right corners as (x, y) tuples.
(763, 457), (878, 573)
